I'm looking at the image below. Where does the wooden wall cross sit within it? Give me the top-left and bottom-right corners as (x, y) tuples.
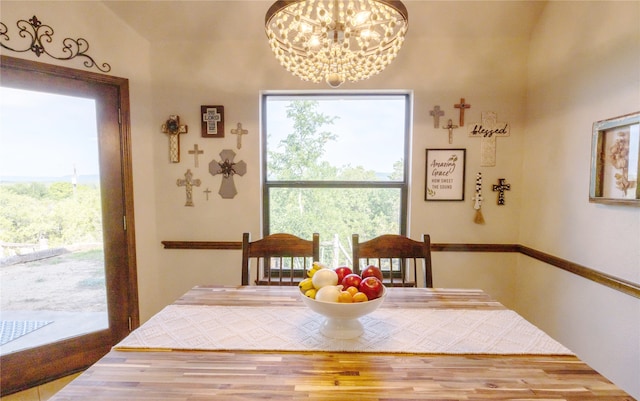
(454, 98), (471, 126)
(209, 149), (247, 199)
(161, 115), (188, 163)
(231, 122), (248, 149)
(188, 144), (204, 167)
(203, 188), (212, 201)
(429, 105), (445, 128)
(176, 169), (201, 206)
(468, 111), (510, 167)
(442, 119), (459, 144)
(492, 178), (511, 205)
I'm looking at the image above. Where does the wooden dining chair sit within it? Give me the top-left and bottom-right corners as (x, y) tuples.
(241, 232), (320, 286)
(352, 234), (433, 288)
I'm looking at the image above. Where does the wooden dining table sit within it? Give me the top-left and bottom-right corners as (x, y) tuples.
(50, 286), (633, 400)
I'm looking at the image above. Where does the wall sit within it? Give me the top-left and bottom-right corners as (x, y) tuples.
(517, 1), (640, 399)
(148, 1), (536, 310)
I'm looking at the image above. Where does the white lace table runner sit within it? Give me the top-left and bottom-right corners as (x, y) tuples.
(115, 305), (573, 355)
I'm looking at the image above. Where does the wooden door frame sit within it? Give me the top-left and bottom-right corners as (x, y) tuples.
(0, 55), (139, 396)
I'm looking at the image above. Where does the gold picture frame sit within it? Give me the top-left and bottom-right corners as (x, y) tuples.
(589, 111), (640, 205)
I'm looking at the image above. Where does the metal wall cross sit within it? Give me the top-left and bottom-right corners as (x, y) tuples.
(231, 122), (248, 149)
(468, 111), (510, 167)
(492, 178), (511, 205)
(442, 119), (459, 144)
(161, 115), (188, 163)
(209, 149), (247, 199)
(176, 169), (201, 206)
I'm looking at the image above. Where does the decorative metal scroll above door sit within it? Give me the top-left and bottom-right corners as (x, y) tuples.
(0, 15), (111, 72)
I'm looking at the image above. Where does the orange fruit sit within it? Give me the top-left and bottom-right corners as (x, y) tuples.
(345, 286), (359, 296)
(352, 292), (368, 303)
(337, 291), (353, 303)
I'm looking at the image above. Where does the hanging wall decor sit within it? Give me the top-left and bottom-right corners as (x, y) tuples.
(425, 149), (466, 201)
(442, 119), (459, 144)
(176, 169), (201, 207)
(473, 172), (485, 224)
(161, 115), (188, 163)
(469, 111), (510, 167)
(203, 188), (212, 201)
(429, 105), (445, 128)
(492, 178), (511, 205)
(0, 15), (111, 72)
(209, 149), (247, 199)
(188, 144), (204, 168)
(201, 105), (224, 138)
(454, 98), (471, 126)
(589, 111), (640, 205)
(231, 123), (248, 149)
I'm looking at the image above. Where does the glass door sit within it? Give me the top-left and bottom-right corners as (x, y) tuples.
(0, 87), (109, 355)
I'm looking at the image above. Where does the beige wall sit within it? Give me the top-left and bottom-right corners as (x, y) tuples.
(517, 1), (640, 398)
(1, 1), (638, 399)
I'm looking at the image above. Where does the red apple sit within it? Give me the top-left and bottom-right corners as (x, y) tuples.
(358, 276), (384, 300)
(341, 273), (362, 289)
(334, 266), (353, 284)
(361, 265), (383, 281)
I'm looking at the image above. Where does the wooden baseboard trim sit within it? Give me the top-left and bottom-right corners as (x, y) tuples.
(160, 240), (639, 299)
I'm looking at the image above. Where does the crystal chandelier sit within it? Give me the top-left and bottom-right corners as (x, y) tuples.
(265, 0), (408, 88)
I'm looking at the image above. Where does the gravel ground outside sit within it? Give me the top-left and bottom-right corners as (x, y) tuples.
(0, 249), (107, 313)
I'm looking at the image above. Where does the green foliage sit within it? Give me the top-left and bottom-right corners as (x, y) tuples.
(267, 100), (403, 267)
(0, 183), (102, 250)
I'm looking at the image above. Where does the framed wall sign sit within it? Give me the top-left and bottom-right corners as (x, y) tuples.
(589, 111), (639, 206)
(201, 105), (224, 138)
(425, 148), (466, 201)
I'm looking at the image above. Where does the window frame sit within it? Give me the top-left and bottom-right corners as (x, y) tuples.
(261, 91), (412, 239)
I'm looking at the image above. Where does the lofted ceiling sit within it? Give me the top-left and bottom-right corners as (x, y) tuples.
(101, 1), (547, 43)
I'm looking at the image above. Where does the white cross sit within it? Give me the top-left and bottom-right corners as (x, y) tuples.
(468, 111), (510, 167)
(202, 107), (222, 136)
(231, 122), (248, 149)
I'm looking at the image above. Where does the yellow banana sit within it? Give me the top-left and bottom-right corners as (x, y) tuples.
(299, 278), (314, 292)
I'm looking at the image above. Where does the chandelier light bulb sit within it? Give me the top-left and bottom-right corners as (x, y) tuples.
(265, 0), (408, 87)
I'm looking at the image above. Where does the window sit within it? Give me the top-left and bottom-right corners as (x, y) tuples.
(0, 56), (138, 396)
(262, 92), (411, 268)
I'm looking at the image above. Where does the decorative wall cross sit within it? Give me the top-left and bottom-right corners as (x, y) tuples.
(176, 169), (201, 207)
(442, 119), (459, 144)
(209, 149), (247, 199)
(492, 178), (511, 205)
(161, 115), (188, 163)
(454, 98), (471, 126)
(188, 144), (204, 167)
(429, 105), (445, 128)
(231, 122), (248, 149)
(201, 105), (224, 138)
(468, 111), (510, 167)
(203, 188), (212, 201)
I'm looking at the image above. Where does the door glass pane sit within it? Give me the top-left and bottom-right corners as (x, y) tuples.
(0, 87), (108, 356)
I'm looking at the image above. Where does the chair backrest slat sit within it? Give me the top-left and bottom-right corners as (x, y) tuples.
(242, 233), (320, 286)
(353, 234), (433, 288)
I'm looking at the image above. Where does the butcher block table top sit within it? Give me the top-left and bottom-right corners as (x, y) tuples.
(50, 286), (633, 400)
